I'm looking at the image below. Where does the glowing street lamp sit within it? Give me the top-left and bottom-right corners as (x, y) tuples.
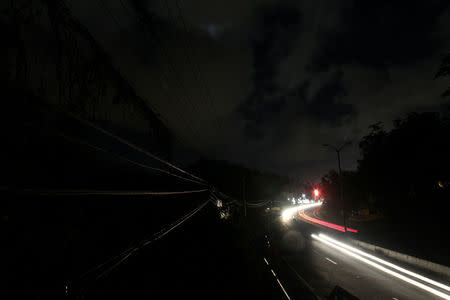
(314, 189), (319, 201)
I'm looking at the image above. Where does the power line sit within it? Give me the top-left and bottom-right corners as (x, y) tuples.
(210, 190), (238, 207)
(140, 197), (209, 246)
(18, 188), (209, 196)
(75, 198), (210, 282)
(44, 1), (217, 188)
(56, 131), (208, 186)
(80, 0), (206, 154)
(246, 200), (270, 207)
(217, 191), (242, 205)
(64, 109), (207, 184)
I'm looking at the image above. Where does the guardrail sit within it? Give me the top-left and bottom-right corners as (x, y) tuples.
(350, 239), (450, 278)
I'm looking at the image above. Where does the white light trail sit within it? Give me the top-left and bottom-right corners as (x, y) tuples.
(312, 234), (450, 300)
(325, 257), (337, 265)
(282, 202), (322, 222)
(319, 234), (450, 292)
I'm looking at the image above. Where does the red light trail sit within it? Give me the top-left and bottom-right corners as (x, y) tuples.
(299, 209), (358, 233)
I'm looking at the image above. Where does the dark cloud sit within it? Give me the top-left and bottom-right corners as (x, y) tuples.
(251, 4), (302, 86)
(239, 4), (301, 139)
(67, 0), (450, 179)
(306, 71), (356, 125)
(309, 0), (449, 72)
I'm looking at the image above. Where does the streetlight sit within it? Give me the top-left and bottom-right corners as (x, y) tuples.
(314, 188), (319, 201)
(322, 141), (351, 231)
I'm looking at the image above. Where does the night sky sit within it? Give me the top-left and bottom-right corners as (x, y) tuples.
(69, 0), (450, 179)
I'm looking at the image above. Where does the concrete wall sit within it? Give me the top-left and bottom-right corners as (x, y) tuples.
(351, 239), (450, 277)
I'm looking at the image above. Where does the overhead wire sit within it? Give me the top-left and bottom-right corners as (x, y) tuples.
(77, 1), (242, 198)
(30, 1), (248, 293)
(246, 200), (271, 207)
(216, 191), (243, 206)
(84, 0), (206, 154)
(213, 191), (243, 206)
(91, 198), (210, 280)
(19, 188), (209, 196)
(64, 109), (207, 184)
(210, 190), (241, 207)
(46, 1), (243, 203)
(74, 197), (210, 283)
(47, 1), (238, 199)
(56, 131), (208, 186)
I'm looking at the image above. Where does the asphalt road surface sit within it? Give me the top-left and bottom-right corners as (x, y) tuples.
(273, 206), (449, 299)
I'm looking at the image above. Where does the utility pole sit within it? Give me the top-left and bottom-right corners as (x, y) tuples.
(322, 142), (351, 232)
(243, 176), (246, 217)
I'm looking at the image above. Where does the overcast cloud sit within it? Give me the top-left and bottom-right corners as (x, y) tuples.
(68, 0), (450, 179)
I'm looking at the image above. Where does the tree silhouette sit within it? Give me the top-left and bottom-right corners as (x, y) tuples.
(435, 53), (450, 98)
(321, 112), (450, 219)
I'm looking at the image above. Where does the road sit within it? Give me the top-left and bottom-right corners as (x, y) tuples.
(270, 204), (450, 299)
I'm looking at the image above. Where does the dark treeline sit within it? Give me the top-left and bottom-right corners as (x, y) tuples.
(321, 112), (450, 222)
(191, 159), (289, 204)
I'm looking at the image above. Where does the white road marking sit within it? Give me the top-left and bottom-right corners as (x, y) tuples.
(281, 257), (320, 299)
(325, 257), (337, 265)
(264, 256), (291, 300)
(312, 234), (450, 300)
(276, 278), (292, 300)
(319, 233), (450, 292)
(392, 297), (399, 300)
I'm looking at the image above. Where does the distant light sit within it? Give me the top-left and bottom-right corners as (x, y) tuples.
(282, 202), (322, 222)
(220, 210), (230, 219)
(314, 189), (319, 197)
(302, 193), (306, 198)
